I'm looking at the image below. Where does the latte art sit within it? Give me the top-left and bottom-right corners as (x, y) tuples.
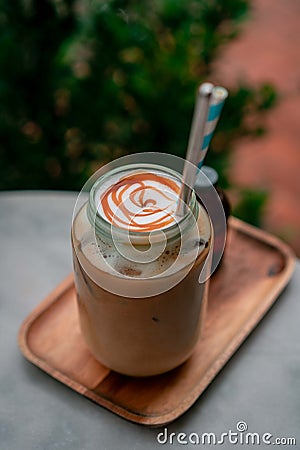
(97, 170), (181, 232)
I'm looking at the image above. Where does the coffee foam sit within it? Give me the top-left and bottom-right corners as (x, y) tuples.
(94, 169), (181, 232)
(73, 201), (210, 281)
(74, 203), (177, 278)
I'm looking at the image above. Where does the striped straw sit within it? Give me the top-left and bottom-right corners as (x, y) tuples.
(176, 84), (228, 217)
(197, 86), (228, 168)
(176, 83), (214, 216)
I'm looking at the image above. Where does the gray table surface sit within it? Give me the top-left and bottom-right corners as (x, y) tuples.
(0, 191), (299, 450)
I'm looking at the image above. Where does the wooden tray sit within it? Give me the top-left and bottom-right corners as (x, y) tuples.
(18, 218), (295, 427)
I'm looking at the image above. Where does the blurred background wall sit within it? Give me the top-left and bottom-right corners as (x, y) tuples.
(214, 0), (300, 255)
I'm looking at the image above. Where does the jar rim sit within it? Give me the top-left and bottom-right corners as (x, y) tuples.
(87, 163), (198, 240)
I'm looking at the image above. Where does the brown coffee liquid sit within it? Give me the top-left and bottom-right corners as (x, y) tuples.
(72, 198), (211, 376)
(72, 236), (209, 376)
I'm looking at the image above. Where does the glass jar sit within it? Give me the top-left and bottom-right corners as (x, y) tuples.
(71, 155), (213, 376)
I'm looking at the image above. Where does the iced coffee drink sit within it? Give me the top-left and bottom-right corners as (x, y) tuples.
(72, 160), (212, 376)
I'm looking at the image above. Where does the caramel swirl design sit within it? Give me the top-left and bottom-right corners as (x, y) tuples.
(99, 171), (180, 232)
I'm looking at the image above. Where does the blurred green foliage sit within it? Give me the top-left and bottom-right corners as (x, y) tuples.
(234, 188), (268, 227)
(0, 0), (276, 226)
